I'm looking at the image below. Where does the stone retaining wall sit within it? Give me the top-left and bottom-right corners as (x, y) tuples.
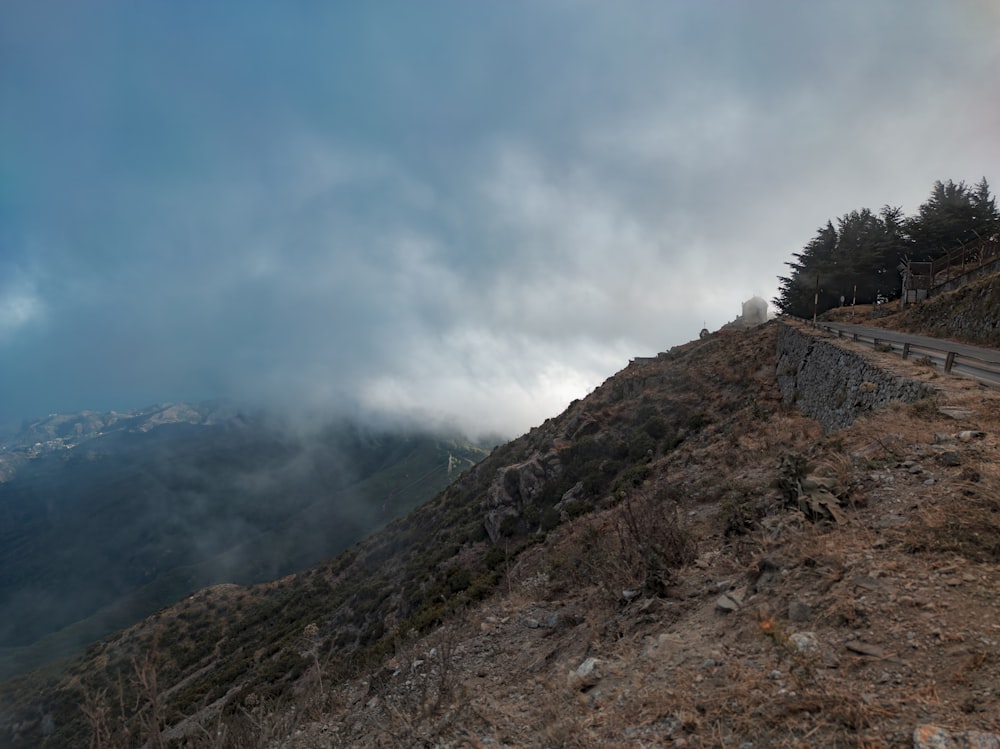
(776, 323), (934, 431)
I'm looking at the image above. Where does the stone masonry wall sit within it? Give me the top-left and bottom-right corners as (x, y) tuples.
(776, 322), (934, 432)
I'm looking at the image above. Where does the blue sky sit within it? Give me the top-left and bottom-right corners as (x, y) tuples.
(2, 2), (999, 436)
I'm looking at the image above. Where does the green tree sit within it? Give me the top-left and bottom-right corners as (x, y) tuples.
(775, 221), (838, 317)
(904, 178), (999, 258)
(775, 178), (996, 318)
(774, 208), (905, 317)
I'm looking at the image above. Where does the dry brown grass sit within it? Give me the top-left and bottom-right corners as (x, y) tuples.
(902, 464), (1000, 562)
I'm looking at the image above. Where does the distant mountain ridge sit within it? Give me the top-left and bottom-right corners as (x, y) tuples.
(0, 401), (248, 481)
(0, 402), (486, 679)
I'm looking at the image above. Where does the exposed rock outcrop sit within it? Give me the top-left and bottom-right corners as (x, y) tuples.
(484, 452), (563, 542)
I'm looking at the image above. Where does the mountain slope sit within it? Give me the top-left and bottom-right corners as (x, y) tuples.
(0, 403), (485, 681)
(5, 322), (1000, 747)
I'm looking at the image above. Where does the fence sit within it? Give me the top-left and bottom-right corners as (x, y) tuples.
(903, 236), (1000, 302)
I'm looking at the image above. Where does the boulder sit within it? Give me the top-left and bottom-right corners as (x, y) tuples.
(913, 724), (1000, 749)
(483, 453), (563, 542)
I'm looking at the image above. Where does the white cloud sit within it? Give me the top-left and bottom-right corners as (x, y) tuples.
(0, 279), (45, 340)
(3, 3), (1000, 433)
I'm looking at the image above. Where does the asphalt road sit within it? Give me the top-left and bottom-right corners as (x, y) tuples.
(810, 320), (1000, 386)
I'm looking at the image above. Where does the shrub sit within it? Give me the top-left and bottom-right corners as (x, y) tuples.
(641, 416), (669, 440)
(627, 432), (656, 461)
(719, 488), (768, 536)
(909, 396), (940, 419)
(616, 491), (697, 595)
(613, 464), (651, 495)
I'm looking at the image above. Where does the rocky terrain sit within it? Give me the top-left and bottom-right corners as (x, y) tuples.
(3, 282), (1000, 748)
(282, 322), (1000, 748)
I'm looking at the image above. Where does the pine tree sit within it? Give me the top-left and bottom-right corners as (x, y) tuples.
(904, 179), (999, 258)
(775, 178), (997, 318)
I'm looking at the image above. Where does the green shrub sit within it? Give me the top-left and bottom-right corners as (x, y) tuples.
(661, 432), (685, 452)
(628, 432), (656, 461)
(484, 544), (507, 570)
(686, 411), (710, 431)
(719, 490), (768, 536)
(641, 416), (669, 440)
(613, 464), (651, 495)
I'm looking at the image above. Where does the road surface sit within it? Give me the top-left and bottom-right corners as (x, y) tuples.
(808, 320), (1000, 387)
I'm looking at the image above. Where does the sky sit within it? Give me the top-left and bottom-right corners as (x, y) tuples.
(2, 2), (999, 438)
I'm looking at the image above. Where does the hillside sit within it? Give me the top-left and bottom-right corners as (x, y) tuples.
(0, 404), (485, 682)
(819, 268), (1000, 350)
(3, 321), (1000, 747)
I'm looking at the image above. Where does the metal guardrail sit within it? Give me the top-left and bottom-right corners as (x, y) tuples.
(809, 321), (1000, 387)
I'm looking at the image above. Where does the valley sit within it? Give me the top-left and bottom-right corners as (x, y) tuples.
(0, 403), (485, 681)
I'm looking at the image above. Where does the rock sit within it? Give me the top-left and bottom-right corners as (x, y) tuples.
(576, 657), (599, 678)
(567, 657), (602, 690)
(957, 430), (986, 442)
(845, 641), (888, 658)
(715, 592), (742, 613)
(788, 600), (812, 622)
(569, 417), (601, 440)
(789, 632), (819, 654)
(524, 618), (540, 629)
(852, 576), (884, 591)
(913, 724), (1000, 748)
(938, 407), (974, 420)
(637, 597), (661, 613)
(555, 481), (585, 509)
(543, 611), (564, 628)
(483, 453), (563, 542)
(936, 451), (962, 467)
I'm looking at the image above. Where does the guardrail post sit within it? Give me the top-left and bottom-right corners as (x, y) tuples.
(852, 333), (859, 342)
(945, 351), (956, 373)
(902, 342), (910, 360)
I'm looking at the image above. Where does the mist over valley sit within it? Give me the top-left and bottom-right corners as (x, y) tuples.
(0, 401), (486, 680)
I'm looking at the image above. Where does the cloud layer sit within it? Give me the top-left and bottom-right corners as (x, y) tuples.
(3, 2), (999, 436)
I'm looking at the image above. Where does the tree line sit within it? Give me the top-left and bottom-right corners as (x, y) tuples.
(774, 178), (999, 317)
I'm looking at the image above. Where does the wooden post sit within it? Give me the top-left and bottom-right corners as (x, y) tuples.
(902, 342), (910, 360)
(945, 351), (956, 373)
(813, 275), (819, 326)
